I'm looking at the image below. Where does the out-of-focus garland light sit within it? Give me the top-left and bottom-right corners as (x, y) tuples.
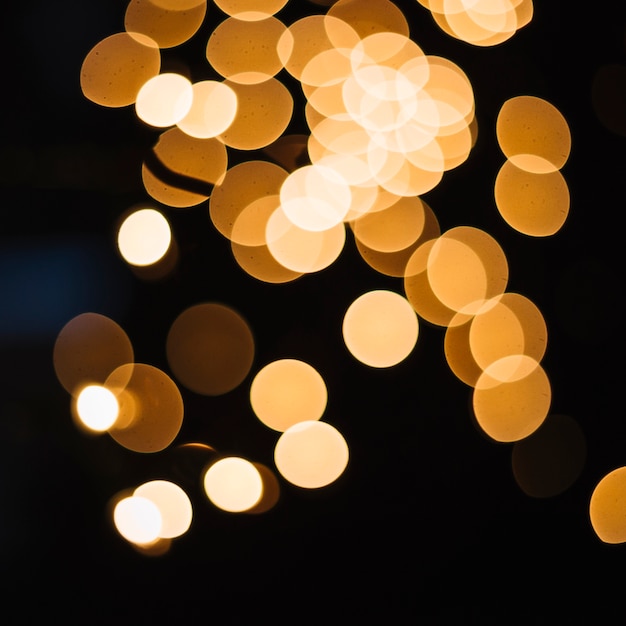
(52, 0), (618, 554)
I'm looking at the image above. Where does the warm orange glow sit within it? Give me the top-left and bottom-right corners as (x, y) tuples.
(472, 357), (551, 442)
(125, 0), (207, 49)
(135, 73), (194, 128)
(230, 240), (304, 283)
(274, 420), (349, 489)
(203, 457), (263, 512)
(53, 313), (134, 396)
(426, 226), (509, 316)
(590, 467), (626, 544)
(265, 207), (347, 273)
(177, 80), (238, 139)
(117, 208), (172, 267)
(468, 293), (548, 372)
(342, 289), (419, 367)
(250, 359), (328, 431)
(494, 160), (570, 237)
(209, 160), (288, 241)
(496, 95), (571, 173)
(213, 0), (289, 21)
(134, 480), (193, 539)
(280, 164), (352, 231)
(327, 0), (410, 38)
(206, 17), (287, 84)
(114, 495), (162, 545)
(217, 79), (293, 150)
(106, 363), (184, 453)
(80, 32), (160, 108)
(352, 195), (426, 253)
(165, 303), (255, 396)
(74, 384), (120, 432)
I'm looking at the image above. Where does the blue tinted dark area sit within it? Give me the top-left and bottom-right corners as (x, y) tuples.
(0, 236), (131, 342)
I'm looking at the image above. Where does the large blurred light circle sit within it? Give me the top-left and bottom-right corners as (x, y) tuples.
(75, 384), (119, 432)
(114, 496), (162, 545)
(134, 480), (193, 539)
(342, 289), (419, 367)
(250, 359), (328, 431)
(135, 73), (193, 128)
(203, 457), (263, 512)
(274, 420), (349, 489)
(177, 80), (238, 138)
(590, 467), (626, 544)
(117, 208), (172, 266)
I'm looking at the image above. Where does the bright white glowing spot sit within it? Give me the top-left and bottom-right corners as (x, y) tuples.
(75, 385), (119, 432)
(135, 73), (193, 128)
(274, 420), (349, 489)
(117, 208), (172, 267)
(342, 289), (419, 367)
(134, 480), (193, 539)
(203, 457), (263, 513)
(114, 496), (162, 545)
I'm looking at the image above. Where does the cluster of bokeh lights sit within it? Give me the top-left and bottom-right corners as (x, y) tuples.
(52, 0), (624, 551)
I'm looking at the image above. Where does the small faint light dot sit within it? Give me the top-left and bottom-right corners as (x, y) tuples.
(75, 385), (119, 432)
(203, 457), (263, 513)
(114, 496), (163, 545)
(117, 208), (172, 267)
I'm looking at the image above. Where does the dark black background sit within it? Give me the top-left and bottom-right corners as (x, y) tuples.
(1, 1), (625, 623)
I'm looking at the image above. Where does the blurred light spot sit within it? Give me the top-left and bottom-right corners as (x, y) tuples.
(53, 312), (134, 396)
(496, 95), (571, 173)
(213, 0), (288, 21)
(203, 457), (263, 512)
(206, 16), (287, 84)
(274, 420), (349, 489)
(135, 73), (194, 128)
(209, 160), (288, 240)
(250, 359), (328, 431)
(114, 495), (162, 545)
(590, 467), (626, 544)
(134, 480), (193, 539)
(80, 32), (160, 107)
(343, 289), (419, 367)
(125, 0), (207, 49)
(177, 80), (238, 139)
(327, 0), (410, 38)
(494, 160), (570, 237)
(106, 363), (184, 453)
(427, 226), (508, 316)
(472, 358), (551, 442)
(166, 303), (255, 396)
(117, 208), (172, 267)
(75, 384), (120, 432)
(217, 79), (293, 150)
(230, 240), (304, 283)
(512, 414), (586, 498)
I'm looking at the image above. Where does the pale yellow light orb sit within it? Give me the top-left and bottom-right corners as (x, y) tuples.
(134, 480), (193, 539)
(75, 384), (119, 432)
(274, 420), (349, 489)
(250, 359), (328, 431)
(135, 73), (193, 128)
(203, 457), (263, 512)
(117, 208), (172, 267)
(113, 495), (162, 545)
(342, 289), (419, 367)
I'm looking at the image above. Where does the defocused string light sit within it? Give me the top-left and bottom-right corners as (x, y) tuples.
(58, 0), (604, 552)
